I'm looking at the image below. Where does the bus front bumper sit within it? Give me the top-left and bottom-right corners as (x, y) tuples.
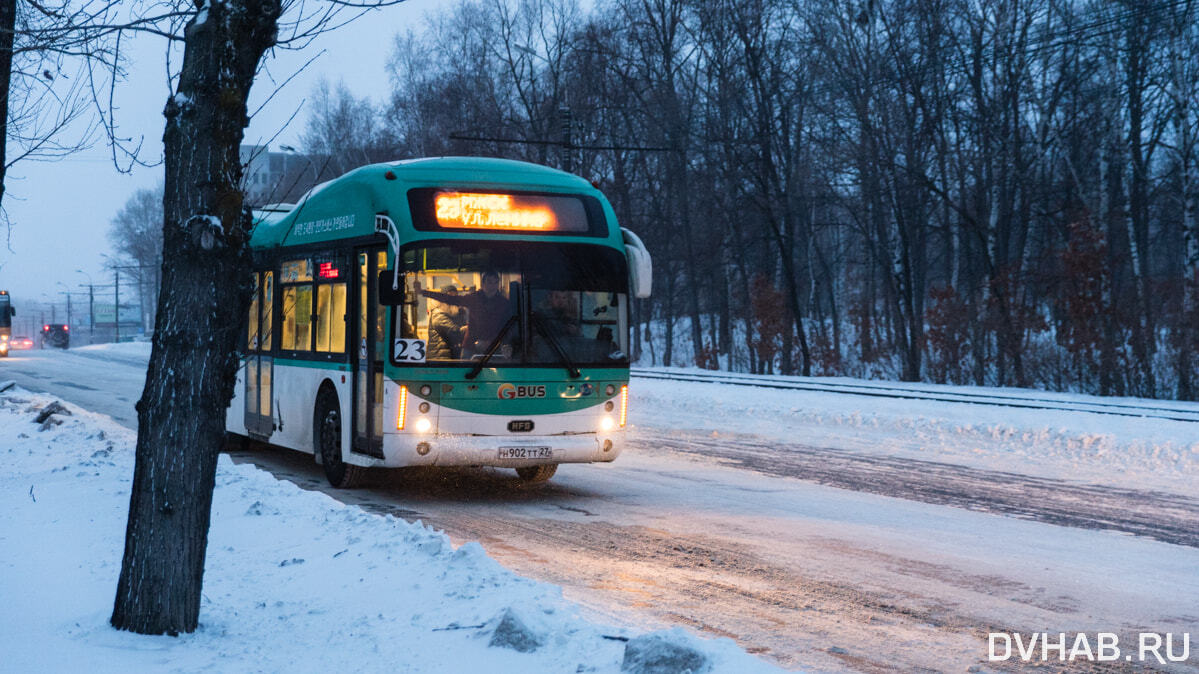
(380, 431), (623, 468)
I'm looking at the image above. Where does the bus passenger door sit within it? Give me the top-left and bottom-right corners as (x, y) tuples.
(245, 270), (274, 438)
(352, 248), (386, 457)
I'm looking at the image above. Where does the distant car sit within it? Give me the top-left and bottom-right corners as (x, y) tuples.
(41, 324), (69, 349)
(9, 335), (34, 349)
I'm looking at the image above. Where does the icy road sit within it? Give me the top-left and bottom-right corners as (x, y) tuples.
(3, 344), (1197, 672)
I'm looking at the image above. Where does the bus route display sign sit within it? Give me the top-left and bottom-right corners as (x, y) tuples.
(431, 192), (590, 233)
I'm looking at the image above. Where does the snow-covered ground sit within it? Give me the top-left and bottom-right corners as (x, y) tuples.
(29, 342), (1199, 497)
(3, 343), (1197, 670)
(23, 342), (1199, 497)
(634, 366), (1199, 497)
(0, 386), (777, 673)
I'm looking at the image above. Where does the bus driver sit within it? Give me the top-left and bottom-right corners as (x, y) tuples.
(417, 270), (510, 356)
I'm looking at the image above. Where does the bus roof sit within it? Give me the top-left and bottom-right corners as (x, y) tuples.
(249, 157), (617, 251)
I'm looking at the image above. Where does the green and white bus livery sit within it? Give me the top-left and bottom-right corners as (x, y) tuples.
(226, 157), (652, 488)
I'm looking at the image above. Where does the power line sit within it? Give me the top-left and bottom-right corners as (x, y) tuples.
(448, 132), (675, 153)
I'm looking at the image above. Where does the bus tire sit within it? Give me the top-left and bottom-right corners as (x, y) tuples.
(515, 464), (557, 484)
(316, 388), (364, 489)
(223, 432), (248, 452)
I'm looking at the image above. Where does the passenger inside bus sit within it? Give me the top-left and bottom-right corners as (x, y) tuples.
(425, 285), (466, 360)
(536, 290), (582, 338)
(416, 269), (510, 357)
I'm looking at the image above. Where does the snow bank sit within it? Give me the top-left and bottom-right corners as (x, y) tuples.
(0, 388), (777, 673)
(632, 371), (1199, 496)
(75, 341), (153, 358)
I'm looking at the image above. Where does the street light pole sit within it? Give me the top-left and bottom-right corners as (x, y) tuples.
(115, 268), (120, 343)
(56, 282), (73, 339)
(77, 269), (95, 344)
(110, 262), (158, 338)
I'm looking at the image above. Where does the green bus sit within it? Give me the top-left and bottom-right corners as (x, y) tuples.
(0, 290), (12, 356)
(226, 157), (652, 488)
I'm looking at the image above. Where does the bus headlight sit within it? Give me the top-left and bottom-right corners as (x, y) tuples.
(415, 417), (432, 433)
(600, 416), (615, 431)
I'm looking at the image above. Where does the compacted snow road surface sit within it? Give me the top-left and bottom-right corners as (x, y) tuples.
(4, 346), (1197, 672)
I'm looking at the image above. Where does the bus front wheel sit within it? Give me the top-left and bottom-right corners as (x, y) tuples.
(316, 389), (365, 489)
(515, 464), (557, 485)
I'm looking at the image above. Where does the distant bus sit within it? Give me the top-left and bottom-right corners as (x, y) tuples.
(0, 291), (12, 356)
(42, 324), (69, 349)
(225, 157), (652, 488)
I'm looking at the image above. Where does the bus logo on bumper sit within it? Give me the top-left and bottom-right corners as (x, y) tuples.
(497, 384), (546, 399)
(508, 420), (535, 432)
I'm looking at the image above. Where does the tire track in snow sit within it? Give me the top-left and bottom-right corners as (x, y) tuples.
(637, 429), (1199, 548)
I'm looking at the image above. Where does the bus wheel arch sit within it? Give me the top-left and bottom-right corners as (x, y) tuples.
(314, 382), (365, 488)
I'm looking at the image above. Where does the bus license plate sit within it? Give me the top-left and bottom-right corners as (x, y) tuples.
(498, 446), (552, 460)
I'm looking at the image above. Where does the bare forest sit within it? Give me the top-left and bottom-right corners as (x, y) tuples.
(304, 0), (1198, 399)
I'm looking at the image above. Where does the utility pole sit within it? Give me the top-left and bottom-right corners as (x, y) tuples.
(56, 283), (74, 336)
(110, 262), (158, 338)
(446, 132), (672, 175)
(78, 270), (96, 344)
(115, 269), (120, 343)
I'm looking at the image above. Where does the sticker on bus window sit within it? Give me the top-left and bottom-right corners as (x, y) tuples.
(393, 339), (427, 363)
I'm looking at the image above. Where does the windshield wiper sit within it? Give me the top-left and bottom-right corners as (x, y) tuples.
(465, 314), (519, 380)
(530, 312), (581, 379)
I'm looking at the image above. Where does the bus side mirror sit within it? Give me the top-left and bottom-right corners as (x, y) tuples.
(377, 270), (405, 305)
(621, 228), (652, 298)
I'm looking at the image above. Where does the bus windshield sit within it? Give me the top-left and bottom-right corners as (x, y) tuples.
(396, 242), (629, 368)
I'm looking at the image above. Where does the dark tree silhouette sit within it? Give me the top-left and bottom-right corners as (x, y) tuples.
(110, 0), (280, 635)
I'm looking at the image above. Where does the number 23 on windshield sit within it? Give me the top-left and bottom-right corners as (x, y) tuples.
(393, 339), (427, 362)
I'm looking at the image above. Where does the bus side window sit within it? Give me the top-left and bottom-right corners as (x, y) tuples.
(315, 282), (347, 353)
(282, 284), (313, 351)
(247, 273), (259, 351)
(281, 259), (314, 352)
(313, 255), (346, 354)
(262, 271), (274, 350)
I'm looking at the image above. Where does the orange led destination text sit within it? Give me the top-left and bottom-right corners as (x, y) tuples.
(435, 192), (557, 230)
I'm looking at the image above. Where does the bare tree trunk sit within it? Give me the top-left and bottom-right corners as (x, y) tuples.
(663, 261), (675, 367)
(0, 0), (15, 212)
(1177, 38), (1199, 398)
(1122, 34), (1157, 396)
(1098, 139), (1119, 396)
(1181, 148), (1198, 398)
(778, 212), (794, 375)
(112, 0), (280, 635)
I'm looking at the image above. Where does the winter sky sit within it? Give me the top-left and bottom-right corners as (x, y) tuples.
(0, 0), (442, 313)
